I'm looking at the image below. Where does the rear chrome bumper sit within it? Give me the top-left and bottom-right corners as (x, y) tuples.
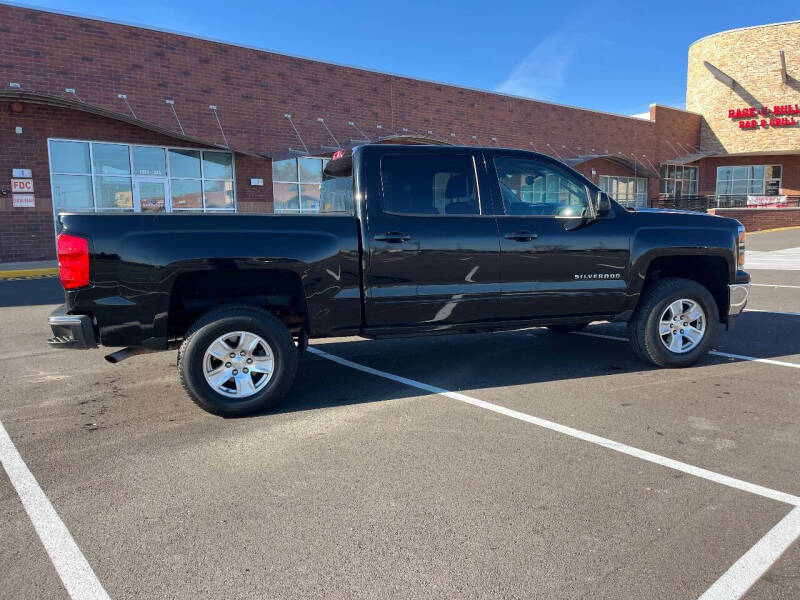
(48, 305), (97, 349)
(728, 283), (750, 316)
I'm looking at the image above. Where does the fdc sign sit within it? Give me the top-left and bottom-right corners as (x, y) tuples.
(11, 179), (34, 193)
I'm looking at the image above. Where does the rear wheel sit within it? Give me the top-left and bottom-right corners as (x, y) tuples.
(628, 278), (718, 368)
(177, 305), (298, 417)
(547, 322), (590, 334)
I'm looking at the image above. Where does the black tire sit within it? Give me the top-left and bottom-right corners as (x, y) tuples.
(177, 305), (298, 417)
(627, 277), (719, 368)
(547, 322), (590, 334)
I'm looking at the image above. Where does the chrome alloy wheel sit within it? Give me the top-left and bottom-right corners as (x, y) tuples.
(202, 331), (274, 398)
(658, 298), (706, 354)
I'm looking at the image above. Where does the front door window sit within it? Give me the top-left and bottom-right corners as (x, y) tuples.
(134, 179), (170, 212)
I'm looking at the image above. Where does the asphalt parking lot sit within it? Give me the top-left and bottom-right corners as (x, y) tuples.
(1, 229), (799, 599)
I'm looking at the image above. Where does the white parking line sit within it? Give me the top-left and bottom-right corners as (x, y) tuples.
(745, 308), (800, 317)
(574, 331), (800, 370)
(308, 346), (800, 506)
(0, 420), (110, 600)
(698, 506), (800, 600)
(308, 346), (800, 600)
(751, 283), (800, 289)
(745, 248), (800, 271)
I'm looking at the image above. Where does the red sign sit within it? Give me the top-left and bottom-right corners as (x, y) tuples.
(11, 178), (34, 193)
(726, 103), (799, 129)
(747, 195), (788, 208)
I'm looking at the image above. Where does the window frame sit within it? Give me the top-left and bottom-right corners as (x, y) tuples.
(715, 164), (782, 201)
(599, 175), (648, 208)
(271, 156), (330, 214)
(659, 164), (698, 197)
(491, 154), (596, 219)
(378, 152), (485, 218)
(48, 138), (236, 214)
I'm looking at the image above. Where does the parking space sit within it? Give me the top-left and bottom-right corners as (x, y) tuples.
(1, 229), (799, 599)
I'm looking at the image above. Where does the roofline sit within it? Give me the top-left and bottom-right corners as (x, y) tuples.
(689, 19), (800, 48)
(648, 103), (703, 117)
(2, 1), (661, 126)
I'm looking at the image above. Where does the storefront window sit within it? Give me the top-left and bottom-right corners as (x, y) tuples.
(49, 140), (235, 213)
(203, 180), (235, 209)
(92, 143), (131, 176)
(715, 165), (781, 206)
(272, 157), (351, 214)
(660, 165), (698, 197)
(132, 146), (167, 176)
(202, 152), (233, 180)
(599, 175), (647, 208)
(95, 176), (133, 210)
(51, 175), (93, 210)
(168, 149), (202, 179)
(171, 179), (203, 209)
(49, 141), (91, 174)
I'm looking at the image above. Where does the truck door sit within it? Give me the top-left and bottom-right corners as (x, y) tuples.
(488, 152), (630, 320)
(361, 148), (501, 330)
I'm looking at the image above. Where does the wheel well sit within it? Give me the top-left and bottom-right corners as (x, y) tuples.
(644, 256), (729, 322)
(168, 269), (307, 338)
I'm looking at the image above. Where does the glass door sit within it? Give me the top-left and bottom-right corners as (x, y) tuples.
(133, 178), (171, 212)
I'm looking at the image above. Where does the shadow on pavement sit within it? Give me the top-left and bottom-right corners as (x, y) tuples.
(269, 309), (800, 417)
(0, 278), (64, 307)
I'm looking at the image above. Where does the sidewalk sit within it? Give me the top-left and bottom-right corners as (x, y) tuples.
(0, 260), (59, 280)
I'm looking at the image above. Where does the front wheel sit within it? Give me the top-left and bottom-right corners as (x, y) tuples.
(628, 278), (718, 368)
(177, 305), (298, 417)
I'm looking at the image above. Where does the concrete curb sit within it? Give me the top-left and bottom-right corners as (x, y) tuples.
(0, 267), (59, 280)
(748, 225), (800, 235)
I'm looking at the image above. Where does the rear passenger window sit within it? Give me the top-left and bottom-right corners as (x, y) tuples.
(380, 154), (480, 216)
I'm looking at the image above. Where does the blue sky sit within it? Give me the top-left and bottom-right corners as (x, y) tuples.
(14, 0), (800, 116)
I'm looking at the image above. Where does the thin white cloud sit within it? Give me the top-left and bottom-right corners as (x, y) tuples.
(495, 31), (577, 101)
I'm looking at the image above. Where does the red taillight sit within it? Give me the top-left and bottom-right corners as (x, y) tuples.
(57, 234), (90, 290)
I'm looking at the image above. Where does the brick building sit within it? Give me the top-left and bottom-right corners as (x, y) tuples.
(0, 4), (798, 262)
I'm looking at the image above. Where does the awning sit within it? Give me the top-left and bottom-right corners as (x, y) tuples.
(563, 153), (658, 178)
(1, 89), (263, 157)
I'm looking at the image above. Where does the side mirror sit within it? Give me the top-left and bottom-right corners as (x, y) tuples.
(596, 191), (612, 216)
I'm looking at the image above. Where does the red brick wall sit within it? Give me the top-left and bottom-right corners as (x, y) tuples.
(709, 208), (800, 232)
(0, 103), (271, 262)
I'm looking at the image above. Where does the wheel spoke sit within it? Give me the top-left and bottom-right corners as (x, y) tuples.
(667, 299), (684, 320)
(659, 321), (672, 336)
(207, 368), (232, 388)
(238, 375), (256, 396)
(208, 339), (232, 360)
(238, 331), (260, 353)
(685, 304), (704, 322)
(669, 333), (683, 352)
(250, 357), (273, 374)
(684, 326), (704, 345)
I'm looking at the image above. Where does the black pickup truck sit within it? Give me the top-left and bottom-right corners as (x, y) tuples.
(49, 144), (750, 416)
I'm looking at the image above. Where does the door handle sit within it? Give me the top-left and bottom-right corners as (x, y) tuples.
(505, 231), (538, 242)
(374, 232), (411, 243)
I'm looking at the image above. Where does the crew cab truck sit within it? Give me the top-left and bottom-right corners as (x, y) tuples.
(49, 144), (750, 416)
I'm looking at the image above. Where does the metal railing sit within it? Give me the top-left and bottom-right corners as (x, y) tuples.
(654, 195), (800, 211)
